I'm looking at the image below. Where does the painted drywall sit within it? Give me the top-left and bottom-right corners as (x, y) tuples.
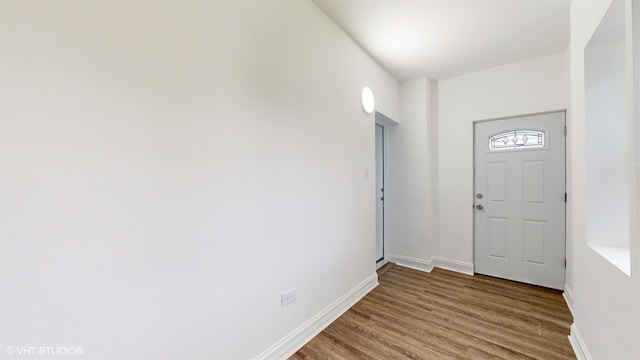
(585, 10), (630, 250)
(568, 0), (640, 358)
(633, 0), (640, 282)
(436, 52), (569, 267)
(0, 1), (399, 359)
(385, 77), (439, 267)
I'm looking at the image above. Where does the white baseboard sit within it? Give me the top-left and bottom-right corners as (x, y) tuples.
(563, 283), (575, 317)
(388, 254), (474, 276)
(568, 323), (592, 360)
(433, 257), (474, 276)
(387, 254), (434, 273)
(255, 273), (379, 360)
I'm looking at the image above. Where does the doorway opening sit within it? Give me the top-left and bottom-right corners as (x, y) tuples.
(375, 123), (385, 264)
(375, 111), (397, 269)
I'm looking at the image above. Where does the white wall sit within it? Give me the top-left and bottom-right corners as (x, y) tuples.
(584, 5), (630, 251)
(568, 0), (640, 358)
(0, 1), (399, 359)
(634, 0), (640, 285)
(436, 52), (569, 268)
(386, 77), (439, 268)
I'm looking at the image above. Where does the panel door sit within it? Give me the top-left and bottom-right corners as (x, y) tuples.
(375, 124), (384, 262)
(474, 112), (566, 290)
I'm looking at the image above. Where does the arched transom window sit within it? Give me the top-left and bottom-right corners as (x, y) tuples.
(488, 129), (546, 151)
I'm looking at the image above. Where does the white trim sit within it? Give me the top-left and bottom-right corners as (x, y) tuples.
(568, 323), (592, 360)
(376, 258), (390, 270)
(387, 254), (434, 273)
(387, 255), (474, 276)
(433, 257), (475, 276)
(563, 283), (575, 317)
(254, 274), (378, 360)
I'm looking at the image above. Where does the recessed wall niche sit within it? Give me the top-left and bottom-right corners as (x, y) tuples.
(584, 0), (632, 276)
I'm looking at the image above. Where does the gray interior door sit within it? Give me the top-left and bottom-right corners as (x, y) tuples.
(375, 124), (384, 262)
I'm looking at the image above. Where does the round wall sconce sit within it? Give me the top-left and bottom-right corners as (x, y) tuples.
(361, 87), (375, 114)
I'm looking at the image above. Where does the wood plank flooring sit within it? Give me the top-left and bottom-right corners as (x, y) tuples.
(290, 263), (575, 360)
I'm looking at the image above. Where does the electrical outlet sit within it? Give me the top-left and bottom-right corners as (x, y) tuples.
(281, 288), (296, 307)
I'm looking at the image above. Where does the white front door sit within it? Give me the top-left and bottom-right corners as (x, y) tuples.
(474, 112), (566, 290)
(375, 124), (384, 262)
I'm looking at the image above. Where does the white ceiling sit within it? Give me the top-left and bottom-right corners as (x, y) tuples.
(312, 0), (571, 81)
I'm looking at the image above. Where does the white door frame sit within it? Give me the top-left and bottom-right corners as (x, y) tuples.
(375, 123), (385, 265)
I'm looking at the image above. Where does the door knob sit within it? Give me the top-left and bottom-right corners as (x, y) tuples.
(475, 204), (484, 210)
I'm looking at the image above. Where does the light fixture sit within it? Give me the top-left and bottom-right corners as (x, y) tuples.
(361, 87), (375, 114)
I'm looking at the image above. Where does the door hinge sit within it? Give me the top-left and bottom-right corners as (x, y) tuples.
(564, 193), (567, 202)
(565, 259), (567, 269)
(564, 126), (567, 136)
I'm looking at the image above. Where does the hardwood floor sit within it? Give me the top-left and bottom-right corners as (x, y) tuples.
(290, 263), (575, 360)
